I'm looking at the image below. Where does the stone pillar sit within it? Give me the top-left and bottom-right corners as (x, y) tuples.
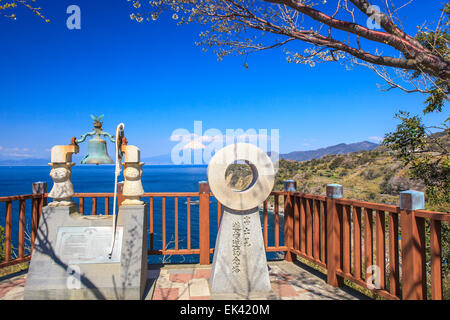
(24, 203), (148, 300)
(33, 181), (48, 209)
(25, 141), (148, 300)
(326, 183), (343, 199)
(283, 179), (297, 192)
(326, 183), (344, 287)
(117, 204), (148, 299)
(121, 145), (145, 206)
(208, 143), (275, 297)
(117, 144), (148, 298)
(400, 190), (425, 210)
(400, 190), (426, 300)
(48, 144), (79, 207)
(211, 206), (270, 295)
(32, 182), (47, 195)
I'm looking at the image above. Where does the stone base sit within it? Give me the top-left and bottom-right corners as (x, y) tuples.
(209, 207), (271, 296)
(24, 204), (148, 300)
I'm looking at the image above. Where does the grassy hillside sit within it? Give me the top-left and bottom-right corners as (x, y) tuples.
(225, 163), (253, 191)
(273, 147), (448, 211)
(274, 146), (449, 299)
(281, 140), (378, 161)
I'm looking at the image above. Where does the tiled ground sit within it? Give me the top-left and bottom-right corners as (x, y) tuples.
(148, 261), (368, 300)
(0, 273), (27, 300)
(0, 261), (369, 300)
(149, 266), (212, 300)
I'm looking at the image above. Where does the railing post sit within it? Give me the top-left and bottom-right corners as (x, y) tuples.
(400, 190), (426, 300)
(32, 181), (47, 196)
(326, 183), (344, 287)
(4, 201), (12, 262)
(32, 181), (47, 217)
(117, 181), (125, 207)
(199, 181), (210, 265)
(283, 180), (296, 262)
(31, 182), (47, 254)
(430, 219), (442, 300)
(32, 181), (47, 212)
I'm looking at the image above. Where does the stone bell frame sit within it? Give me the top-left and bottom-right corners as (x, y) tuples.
(207, 142), (275, 296)
(24, 139), (148, 300)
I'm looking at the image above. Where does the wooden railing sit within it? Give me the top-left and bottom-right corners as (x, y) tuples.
(0, 184), (448, 300)
(0, 193), (46, 268)
(0, 184), (287, 268)
(282, 192), (328, 269)
(282, 191), (449, 300)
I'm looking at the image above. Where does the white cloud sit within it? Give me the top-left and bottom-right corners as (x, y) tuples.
(169, 129), (279, 156)
(170, 133), (226, 143)
(0, 146), (35, 158)
(7, 153), (33, 157)
(368, 136), (384, 143)
(200, 134), (225, 143)
(170, 133), (198, 141)
(182, 140), (206, 150)
(237, 133), (270, 141)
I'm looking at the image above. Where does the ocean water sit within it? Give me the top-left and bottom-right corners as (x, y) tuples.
(0, 165), (208, 196)
(0, 165), (284, 264)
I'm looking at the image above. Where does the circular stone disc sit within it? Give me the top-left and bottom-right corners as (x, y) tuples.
(207, 143), (275, 211)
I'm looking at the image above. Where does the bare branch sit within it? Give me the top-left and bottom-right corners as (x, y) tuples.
(129, 0), (450, 96)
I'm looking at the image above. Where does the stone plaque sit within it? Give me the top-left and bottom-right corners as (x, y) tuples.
(55, 226), (123, 264)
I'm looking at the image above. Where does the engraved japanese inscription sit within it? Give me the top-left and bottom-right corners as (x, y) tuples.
(243, 216), (251, 247)
(55, 226), (123, 264)
(232, 221), (241, 273)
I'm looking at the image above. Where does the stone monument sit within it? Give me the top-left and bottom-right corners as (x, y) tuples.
(48, 145), (78, 207)
(24, 142), (148, 300)
(208, 143), (275, 296)
(121, 145), (145, 206)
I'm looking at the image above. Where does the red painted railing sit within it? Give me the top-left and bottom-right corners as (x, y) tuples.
(0, 185), (287, 268)
(281, 191), (449, 300)
(0, 193), (46, 268)
(1, 186), (448, 300)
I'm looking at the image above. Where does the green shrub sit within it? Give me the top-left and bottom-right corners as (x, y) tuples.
(339, 169), (348, 177)
(329, 157), (345, 170)
(367, 191), (378, 201)
(360, 168), (382, 180)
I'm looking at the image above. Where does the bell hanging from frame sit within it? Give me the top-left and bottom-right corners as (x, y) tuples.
(81, 135), (114, 165)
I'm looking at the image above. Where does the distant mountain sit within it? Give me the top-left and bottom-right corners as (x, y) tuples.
(0, 141), (377, 166)
(142, 154), (174, 165)
(143, 141), (379, 164)
(281, 141), (379, 161)
(143, 149), (211, 165)
(0, 158), (50, 166)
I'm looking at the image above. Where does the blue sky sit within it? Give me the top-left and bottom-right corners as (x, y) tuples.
(0, 0), (447, 159)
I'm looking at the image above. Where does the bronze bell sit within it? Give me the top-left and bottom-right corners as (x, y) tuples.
(78, 115), (115, 165)
(81, 135), (114, 165)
